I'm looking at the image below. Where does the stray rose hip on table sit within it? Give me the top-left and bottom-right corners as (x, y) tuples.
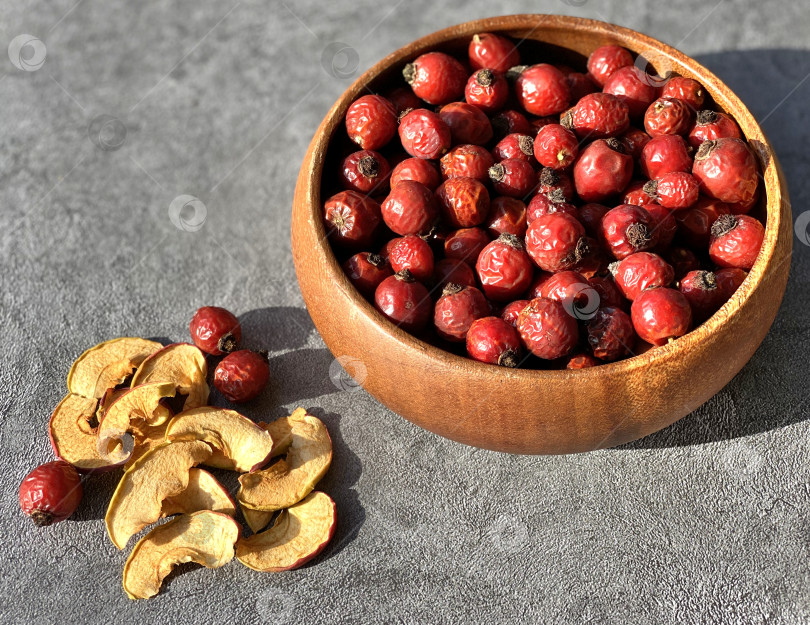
(323, 34), (764, 368)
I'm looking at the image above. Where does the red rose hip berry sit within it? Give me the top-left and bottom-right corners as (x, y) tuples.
(403, 52), (467, 105)
(434, 258), (476, 291)
(214, 350), (270, 403)
(485, 196), (528, 238)
(562, 92), (630, 138)
(390, 157), (441, 190)
(476, 234), (534, 302)
(600, 204), (658, 259)
(533, 124), (579, 170)
(488, 159), (537, 198)
(679, 270), (725, 321)
(573, 138), (633, 203)
(339, 150), (391, 194)
(517, 297), (579, 360)
(190, 306), (241, 355)
(381, 180), (438, 236)
(466, 316), (523, 367)
(345, 94), (397, 150)
(631, 287), (692, 345)
(640, 134), (693, 179)
(468, 33), (520, 73)
(324, 191), (381, 249)
(388, 234), (435, 282)
(399, 109), (452, 160)
(661, 76), (705, 110)
(715, 267), (748, 299)
(515, 64), (571, 116)
(688, 110), (742, 148)
(692, 138), (759, 205)
(603, 65), (658, 118)
(612, 252), (674, 300)
(465, 69), (509, 113)
(438, 101), (493, 145)
(19, 460), (83, 526)
(444, 227), (491, 265)
(643, 172), (699, 210)
(343, 252), (393, 296)
(434, 284), (489, 342)
(501, 299), (530, 327)
(587, 306), (636, 361)
(492, 133), (536, 164)
(436, 177), (490, 228)
(644, 97), (693, 136)
(709, 214), (764, 270)
(586, 44), (633, 87)
(374, 270), (432, 333)
(440, 144), (495, 183)
(525, 212), (587, 272)
(491, 110), (532, 140)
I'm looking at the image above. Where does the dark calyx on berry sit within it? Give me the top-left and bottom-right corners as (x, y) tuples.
(605, 137), (625, 153)
(626, 222), (652, 249)
(695, 139), (717, 160)
(367, 253), (385, 267)
(560, 110), (574, 130)
(547, 188), (567, 203)
(692, 270), (718, 290)
(218, 332), (237, 354)
(402, 63), (416, 84)
(498, 233), (524, 249)
(357, 155), (380, 178)
(711, 213), (738, 238)
(476, 69), (495, 86)
(539, 167), (560, 186)
(442, 282), (464, 296)
(642, 179), (659, 198)
(498, 350), (519, 368)
(517, 135), (534, 155)
(506, 65), (528, 81)
(489, 163), (506, 182)
(395, 268), (415, 282)
(696, 109), (718, 125)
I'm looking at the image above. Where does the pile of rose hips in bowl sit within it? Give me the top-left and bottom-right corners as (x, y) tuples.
(323, 33), (765, 370)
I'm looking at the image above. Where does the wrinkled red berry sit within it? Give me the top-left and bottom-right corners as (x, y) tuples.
(525, 212), (587, 272)
(389, 234), (435, 282)
(488, 158), (537, 198)
(640, 134), (693, 179)
(492, 133), (536, 164)
(399, 108), (452, 159)
(679, 270), (725, 322)
(381, 180), (438, 236)
(434, 258), (476, 291)
(623, 180), (656, 207)
(709, 214), (764, 270)
(345, 94), (397, 150)
(469, 32), (520, 72)
(674, 196), (730, 248)
(517, 297), (579, 359)
(644, 172), (699, 210)
(562, 92), (630, 138)
(692, 138), (759, 205)
(19, 460), (82, 526)
(214, 350), (270, 403)
(390, 157), (441, 190)
(515, 64), (571, 116)
(620, 127), (652, 160)
(190, 306), (241, 355)
(537, 167), (575, 201)
(501, 299), (530, 327)
(587, 45), (633, 87)
(491, 109), (532, 140)
(573, 138), (633, 203)
(537, 270), (592, 315)
(324, 190), (381, 249)
(466, 316), (523, 366)
(612, 252), (674, 300)
(439, 101), (493, 145)
(476, 234), (534, 302)
(603, 65), (658, 118)
(579, 203), (610, 237)
(374, 270), (432, 333)
(631, 287), (692, 345)
(715, 267), (748, 299)
(434, 284), (489, 342)
(465, 68), (509, 113)
(600, 204), (658, 259)
(403, 52), (467, 105)
(644, 97), (693, 136)
(526, 190), (578, 224)
(343, 252), (393, 296)
(440, 144), (495, 183)
(661, 77), (705, 111)
(644, 203), (678, 251)
(666, 246), (701, 280)
(587, 306), (636, 361)
(339, 150), (391, 194)
(688, 110), (742, 148)
(534, 124), (579, 170)
(485, 196), (528, 238)
(436, 177), (490, 228)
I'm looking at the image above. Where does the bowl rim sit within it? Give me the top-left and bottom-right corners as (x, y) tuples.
(300, 14), (788, 383)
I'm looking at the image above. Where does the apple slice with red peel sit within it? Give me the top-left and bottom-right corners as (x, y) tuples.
(125, 421), (170, 469)
(165, 407), (274, 473)
(49, 393), (122, 472)
(123, 510), (239, 599)
(258, 417), (294, 458)
(96, 382), (176, 466)
(131, 343), (209, 410)
(237, 408), (332, 512)
(105, 440), (212, 549)
(67, 338), (162, 399)
(236, 491), (336, 572)
(162, 469), (236, 517)
(241, 504), (274, 534)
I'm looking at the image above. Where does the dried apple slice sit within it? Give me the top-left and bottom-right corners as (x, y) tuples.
(259, 417), (294, 458)
(125, 421), (170, 469)
(123, 510), (239, 599)
(241, 504), (274, 534)
(105, 440), (212, 549)
(165, 407), (273, 472)
(237, 408), (332, 512)
(236, 491), (335, 572)
(67, 338), (162, 399)
(162, 469), (236, 517)
(96, 383), (176, 465)
(131, 343), (209, 410)
(49, 393), (122, 472)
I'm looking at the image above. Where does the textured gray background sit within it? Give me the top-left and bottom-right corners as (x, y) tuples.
(1, 0), (809, 623)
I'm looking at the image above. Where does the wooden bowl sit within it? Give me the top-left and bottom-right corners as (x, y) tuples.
(292, 15), (791, 454)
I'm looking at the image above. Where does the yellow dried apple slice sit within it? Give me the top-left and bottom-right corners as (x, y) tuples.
(96, 383), (176, 465)
(258, 417), (294, 458)
(125, 421), (170, 469)
(105, 440), (212, 549)
(67, 338), (162, 399)
(237, 408), (332, 512)
(241, 504), (274, 534)
(162, 469), (236, 517)
(49, 393), (122, 472)
(165, 407), (274, 472)
(131, 343), (209, 410)
(236, 491), (336, 572)
(123, 510), (239, 600)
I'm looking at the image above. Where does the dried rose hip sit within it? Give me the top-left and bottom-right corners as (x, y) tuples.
(612, 252), (674, 301)
(620, 127), (652, 160)
(644, 97), (693, 136)
(533, 124), (579, 170)
(488, 159), (537, 198)
(434, 257), (476, 291)
(674, 196), (730, 248)
(476, 234), (534, 302)
(644, 172), (699, 210)
(525, 212), (587, 272)
(501, 299), (530, 327)
(623, 180), (656, 207)
(485, 196), (528, 238)
(715, 267), (748, 299)
(403, 51), (467, 105)
(644, 203), (677, 251)
(688, 110), (742, 148)
(600, 204), (658, 259)
(436, 177), (490, 228)
(562, 92), (630, 138)
(492, 133), (536, 164)
(381, 180), (438, 236)
(465, 68), (509, 113)
(345, 94), (397, 150)
(631, 287), (692, 345)
(603, 65), (658, 118)
(190, 306), (241, 355)
(214, 350), (270, 403)
(444, 227), (491, 266)
(587, 44), (633, 87)
(343, 252), (393, 296)
(399, 108), (452, 160)
(19, 460), (82, 526)
(374, 270), (432, 333)
(587, 306), (636, 361)
(388, 234), (435, 282)
(440, 144), (495, 182)
(339, 150), (391, 194)
(536, 270), (589, 310)
(537, 167), (575, 201)
(588, 274), (626, 310)
(469, 33), (520, 73)
(466, 316), (523, 366)
(709, 214), (764, 270)
(324, 191), (381, 249)
(491, 110), (532, 140)
(573, 138), (633, 203)
(434, 284), (489, 342)
(679, 270), (725, 322)
(661, 76), (705, 111)
(515, 64), (571, 116)
(517, 297), (579, 360)
(692, 138), (759, 205)
(390, 157), (441, 190)
(439, 101), (493, 145)
(526, 191), (578, 224)
(640, 134), (693, 179)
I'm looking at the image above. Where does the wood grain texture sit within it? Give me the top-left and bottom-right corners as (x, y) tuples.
(291, 15), (792, 454)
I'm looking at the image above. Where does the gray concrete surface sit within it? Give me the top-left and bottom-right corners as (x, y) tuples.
(1, 0), (809, 623)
